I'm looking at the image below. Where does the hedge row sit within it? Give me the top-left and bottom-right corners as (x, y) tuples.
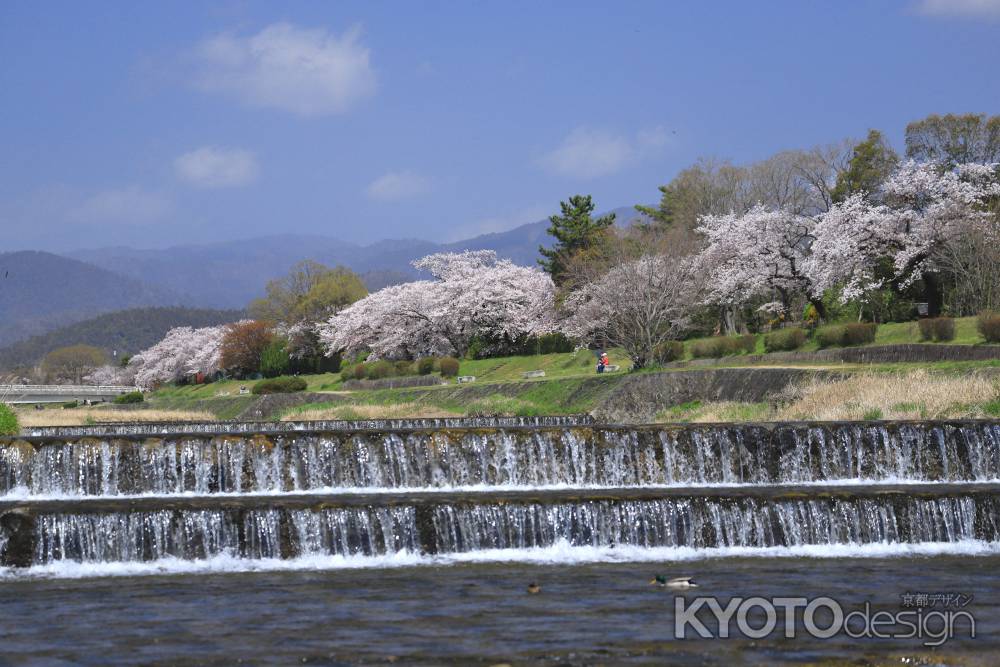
(918, 317), (956, 342)
(252, 376), (308, 395)
(815, 322), (878, 348)
(341, 356), (461, 382)
(690, 334), (756, 359)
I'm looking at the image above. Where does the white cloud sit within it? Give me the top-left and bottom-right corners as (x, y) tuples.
(69, 187), (171, 225)
(194, 22), (376, 116)
(365, 170), (430, 201)
(914, 0), (1000, 17)
(537, 126), (670, 179)
(175, 146), (259, 188)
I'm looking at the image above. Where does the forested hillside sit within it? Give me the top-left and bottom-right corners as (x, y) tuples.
(0, 306), (243, 371)
(0, 251), (179, 346)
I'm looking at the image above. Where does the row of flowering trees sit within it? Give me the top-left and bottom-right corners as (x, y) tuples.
(696, 161), (1000, 322)
(110, 156), (999, 384)
(108, 252), (560, 387)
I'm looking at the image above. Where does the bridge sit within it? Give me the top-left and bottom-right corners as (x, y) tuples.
(0, 385), (139, 405)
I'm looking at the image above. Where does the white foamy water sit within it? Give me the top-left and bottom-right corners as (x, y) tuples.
(4, 539), (999, 581)
(4, 478), (998, 503)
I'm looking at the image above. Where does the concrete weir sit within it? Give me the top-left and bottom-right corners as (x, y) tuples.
(2, 418), (1000, 571)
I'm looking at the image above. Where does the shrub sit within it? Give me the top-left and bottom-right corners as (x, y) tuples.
(736, 334), (757, 354)
(815, 323), (878, 348)
(689, 339), (722, 358)
(113, 391), (144, 405)
(0, 403), (18, 436)
(815, 325), (845, 349)
(691, 335), (756, 358)
(537, 332), (575, 354)
(364, 360), (394, 380)
(918, 317), (955, 342)
(416, 357), (436, 375)
(439, 356), (460, 377)
(62, 400), (79, 409)
(653, 341), (684, 364)
(979, 312), (1000, 343)
(764, 328), (806, 352)
(917, 318), (935, 342)
(393, 360), (414, 376)
(252, 376), (307, 395)
(842, 322), (878, 346)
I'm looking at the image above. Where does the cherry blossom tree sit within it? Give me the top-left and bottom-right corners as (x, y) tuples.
(318, 251), (556, 359)
(808, 160), (1000, 314)
(561, 252), (703, 369)
(128, 324), (229, 388)
(696, 204), (825, 318)
(83, 364), (136, 387)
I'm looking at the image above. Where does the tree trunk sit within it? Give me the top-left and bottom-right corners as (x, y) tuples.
(720, 307), (737, 336)
(924, 273), (944, 317)
(809, 297), (828, 321)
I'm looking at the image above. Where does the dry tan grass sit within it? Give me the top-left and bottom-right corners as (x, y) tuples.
(656, 370), (1000, 423)
(777, 370), (999, 421)
(16, 408), (218, 427)
(283, 402), (461, 421)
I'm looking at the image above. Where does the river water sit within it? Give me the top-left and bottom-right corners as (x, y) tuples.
(0, 553), (996, 665)
(3, 420), (999, 664)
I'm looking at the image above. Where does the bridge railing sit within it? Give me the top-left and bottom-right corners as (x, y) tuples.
(0, 384), (139, 396)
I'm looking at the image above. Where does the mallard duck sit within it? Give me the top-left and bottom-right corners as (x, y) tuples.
(527, 582), (541, 594)
(650, 575), (698, 589)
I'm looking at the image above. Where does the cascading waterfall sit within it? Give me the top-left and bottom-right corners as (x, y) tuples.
(3, 421), (1000, 497)
(2, 419), (1000, 572)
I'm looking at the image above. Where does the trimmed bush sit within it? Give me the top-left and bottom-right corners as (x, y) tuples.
(843, 322), (878, 346)
(764, 328), (806, 352)
(815, 325), (845, 349)
(653, 341), (684, 364)
(689, 339), (722, 359)
(352, 363), (366, 380)
(252, 376), (307, 395)
(393, 360), (414, 376)
(919, 317), (955, 342)
(416, 357), (436, 375)
(917, 318), (935, 342)
(113, 391), (144, 405)
(364, 360), (394, 380)
(979, 312), (1000, 343)
(439, 356), (460, 377)
(735, 334), (757, 354)
(0, 403), (18, 436)
(815, 322), (878, 348)
(537, 332), (575, 354)
(690, 335), (756, 359)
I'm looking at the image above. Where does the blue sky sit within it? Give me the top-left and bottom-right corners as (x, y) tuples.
(2, 0), (999, 251)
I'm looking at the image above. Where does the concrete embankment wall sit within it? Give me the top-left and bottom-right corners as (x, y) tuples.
(668, 343), (1000, 369)
(593, 367), (841, 422)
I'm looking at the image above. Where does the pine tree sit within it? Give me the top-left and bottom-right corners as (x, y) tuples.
(538, 195), (615, 285)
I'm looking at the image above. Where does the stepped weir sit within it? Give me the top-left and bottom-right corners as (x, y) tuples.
(2, 418), (1000, 572)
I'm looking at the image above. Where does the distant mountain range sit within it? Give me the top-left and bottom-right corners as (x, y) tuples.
(68, 206), (646, 308)
(0, 306), (243, 372)
(0, 251), (181, 348)
(0, 206), (646, 352)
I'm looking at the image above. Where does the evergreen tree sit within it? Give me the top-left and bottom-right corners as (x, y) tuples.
(831, 129), (899, 203)
(538, 195), (615, 285)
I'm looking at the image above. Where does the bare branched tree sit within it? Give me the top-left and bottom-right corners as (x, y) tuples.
(561, 229), (705, 369)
